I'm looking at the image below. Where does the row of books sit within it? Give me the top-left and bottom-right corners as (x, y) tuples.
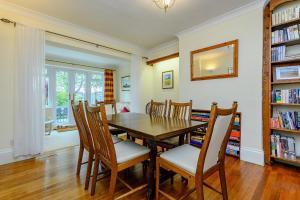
(190, 135), (205, 148)
(226, 140), (240, 157)
(271, 111), (300, 130)
(272, 24), (300, 44)
(191, 112), (240, 126)
(191, 112), (210, 122)
(271, 46), (286, 62)
(272, 5), (300, 26)
(272, 89), (300, 104)
(271, 133), (296, 160)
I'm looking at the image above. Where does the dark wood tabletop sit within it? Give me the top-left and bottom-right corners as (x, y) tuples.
(107, 112), (207, 141)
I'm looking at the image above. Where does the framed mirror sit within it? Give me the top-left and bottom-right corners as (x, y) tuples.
(190, 40), (238, 81)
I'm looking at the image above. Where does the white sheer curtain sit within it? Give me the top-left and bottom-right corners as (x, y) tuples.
(14, 24), (45, 157)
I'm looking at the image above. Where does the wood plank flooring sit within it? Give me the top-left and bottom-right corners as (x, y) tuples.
(1, 146), (300, 200)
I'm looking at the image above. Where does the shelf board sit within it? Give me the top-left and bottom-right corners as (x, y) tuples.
(271, 128), (300, 135)
(272, 18), (300, 30)
(272, 80), (300, 85)
(272, 38), (300, 47)
(271, 155), (300, 166)
(271, 103), (300, 106)
(271, 58), (300, 64)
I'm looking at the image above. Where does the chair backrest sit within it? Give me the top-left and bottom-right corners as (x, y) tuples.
(149, 100), (167, 117)
(196, 102), (238, 176)
(96, 99), (117, 115)
(84, 101), (117, 168)
(71, 100), (93, 152)
(167, 100), (192, 120)
(145, 102), (151, 114)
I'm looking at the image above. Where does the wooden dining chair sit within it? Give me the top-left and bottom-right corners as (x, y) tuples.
(84, 101), (150, 199)
(156, 102), (238, 200)
(71, 100), (94, 190)
(158, 100), (193, 150)
(96, 99), (127, 136)
(149, 99), (168, 117)
(145, 101), (151, 114)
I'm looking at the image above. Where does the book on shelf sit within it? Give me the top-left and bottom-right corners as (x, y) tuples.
(191, 112), (210, 122)
(270, 133), (296, 160)
(271, 88), (300, 104)
(270, 111), (300, 130)
(272, 24), (300, 44)
(272, 5), (300, 26)
(271, 46), (286, 62)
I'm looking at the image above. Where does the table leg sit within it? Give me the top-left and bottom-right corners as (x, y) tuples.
(146, 139), (157, 200)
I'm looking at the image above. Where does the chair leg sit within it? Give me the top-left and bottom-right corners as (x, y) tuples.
(155, 158), (160, 200)
(91, 158), (100, 196)
(195, 179), (204, 200)
(76, 145), (84, 175)
(109, 169), (118, 200)
(84, 152), (94, 190)
(219, 164), (228, 200)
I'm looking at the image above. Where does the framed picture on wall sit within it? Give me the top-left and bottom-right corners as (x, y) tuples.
(121, 76), (130, 91)
(162, 70), (174, 89)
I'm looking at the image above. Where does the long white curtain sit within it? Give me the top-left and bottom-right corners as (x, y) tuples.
(14, 24), (45, 157)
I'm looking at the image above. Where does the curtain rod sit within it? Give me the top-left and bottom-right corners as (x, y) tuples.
(46, 59), (116, 71)
(0, 18), (148, 59)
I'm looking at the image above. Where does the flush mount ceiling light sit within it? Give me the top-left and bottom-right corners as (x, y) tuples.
(153, 0), (176, 13)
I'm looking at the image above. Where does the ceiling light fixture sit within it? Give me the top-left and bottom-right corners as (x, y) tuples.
(153, 0), (176, 13)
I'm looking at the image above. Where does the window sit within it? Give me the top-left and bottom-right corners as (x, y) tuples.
(44, 66), (104, 124)
(90, 73), (104, 104)
(74, 72), (86, 102)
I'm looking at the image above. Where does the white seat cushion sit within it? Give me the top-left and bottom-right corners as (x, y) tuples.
(115, 140), (150, 164)
(160, 144), (200, 175)
(112, 135), (121, 144)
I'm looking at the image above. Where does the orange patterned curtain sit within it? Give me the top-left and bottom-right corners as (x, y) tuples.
(104, 69), (114, 102)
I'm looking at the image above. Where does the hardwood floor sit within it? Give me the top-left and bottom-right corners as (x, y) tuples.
(1, 146), (300, 200)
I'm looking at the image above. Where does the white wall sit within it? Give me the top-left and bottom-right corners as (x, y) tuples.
(130, 55), (154, 113)
(178, 6), (264, 165)
(152, 58), (179, 101)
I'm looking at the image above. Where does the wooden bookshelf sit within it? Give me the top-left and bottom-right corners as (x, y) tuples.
(270, 128), (300, 135)
(191, 109), (241, 158)
(272, 38), (300, 47)
(271, 103), (300, 106)
(271, 80), (300, 85)
(271, 155), (300, 166)
(272, 17), (300, 30)
(271, 58), (300, 64)
(263, 0), (300, 167)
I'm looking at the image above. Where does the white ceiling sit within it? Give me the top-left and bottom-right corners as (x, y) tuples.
(46, 41), (129, 69)
(5, 0), (257, 48)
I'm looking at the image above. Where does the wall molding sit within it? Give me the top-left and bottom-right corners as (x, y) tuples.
(146, 52), (179, 66)
(176, 0), (266, 38)
(240, 147), (264, 166)
(0, 148), (34, 165)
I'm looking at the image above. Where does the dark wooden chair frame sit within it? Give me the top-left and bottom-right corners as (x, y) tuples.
(71, 100), (94, 190)
(96, 99), (127, 136)
(85, 101), (150, 199)
(156, 102), (238, 200)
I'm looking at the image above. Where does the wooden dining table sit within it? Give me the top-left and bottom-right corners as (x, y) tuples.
(107, 112), (207, 200)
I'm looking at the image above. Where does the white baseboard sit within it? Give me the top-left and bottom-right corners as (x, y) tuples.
(240, 147), (264, 166)
(0, 148), (33, 165)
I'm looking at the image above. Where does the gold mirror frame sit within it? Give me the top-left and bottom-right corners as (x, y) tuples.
(190, 39), (238, 81)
